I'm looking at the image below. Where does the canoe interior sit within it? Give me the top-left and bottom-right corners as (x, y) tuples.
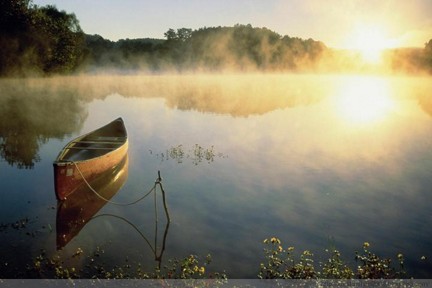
(57, 118), (127, 162)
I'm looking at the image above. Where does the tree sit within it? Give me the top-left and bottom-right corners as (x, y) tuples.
(0, 0), (85, 76)
(0, 0), (33, 75)
(31, 5), (85, 73)
(0, 0), (32, 35)
(163, 28), (176, 41)
(164, 28), (192, 42)
(176, 28), (192, 42)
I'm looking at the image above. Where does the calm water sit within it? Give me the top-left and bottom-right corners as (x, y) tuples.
(1, 74), (432, 278)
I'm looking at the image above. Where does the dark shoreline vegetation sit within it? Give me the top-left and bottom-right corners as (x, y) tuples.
(0, 221), (417, 280)
(1, 0), (432, 77)
(0, 216), (414, 279)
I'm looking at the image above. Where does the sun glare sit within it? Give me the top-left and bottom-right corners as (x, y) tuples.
(335, 76), (395, 125)
(345, 24), (398, 64)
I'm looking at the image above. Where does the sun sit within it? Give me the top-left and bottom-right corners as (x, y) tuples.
(345, 24), (397, 64)
(354, 27), (387, 63)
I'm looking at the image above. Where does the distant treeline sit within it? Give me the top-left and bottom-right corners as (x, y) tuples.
(1, 0), (432, 76)
(84, 25), (326, 73)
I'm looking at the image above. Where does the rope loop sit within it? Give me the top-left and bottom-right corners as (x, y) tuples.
(70, 161), (158, 206)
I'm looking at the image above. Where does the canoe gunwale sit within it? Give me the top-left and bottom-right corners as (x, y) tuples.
(53, 140), (128, 165)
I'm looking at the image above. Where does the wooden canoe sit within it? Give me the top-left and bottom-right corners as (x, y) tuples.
(53, 117), (128, 201)
(56, 155), (128, 249)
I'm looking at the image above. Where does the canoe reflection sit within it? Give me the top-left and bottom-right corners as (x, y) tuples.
(56, 155), (128, 250)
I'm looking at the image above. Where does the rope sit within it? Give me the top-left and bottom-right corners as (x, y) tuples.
(71, 161), (158, 206)
(90, 211), (170, 267)
(91, 213), (156, 254)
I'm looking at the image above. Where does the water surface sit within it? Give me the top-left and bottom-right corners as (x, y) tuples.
(1, 74), (432, 278)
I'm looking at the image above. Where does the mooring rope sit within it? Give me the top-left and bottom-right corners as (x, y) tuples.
(71, 161), (160, 206)
(91, 213), (156, 254)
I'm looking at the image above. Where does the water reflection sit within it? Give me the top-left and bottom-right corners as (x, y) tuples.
(56, 155), (129, 249)
(0, 79), (87, 169)
(417, 93), (432, 118)
(0, 75), (324, 168)
(334, 76), (395, 125)
(162, 75), (324, 116)
(56, 151), (171, 269)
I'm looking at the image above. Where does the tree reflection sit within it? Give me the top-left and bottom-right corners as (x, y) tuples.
(0, 74), (330, 168)
(161, 75), (323, 117)
(417, 94), (432, 118)
(0, 79), (87, 169)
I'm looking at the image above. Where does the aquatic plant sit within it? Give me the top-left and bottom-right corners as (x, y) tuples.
(354, 242), (405, 279)
(259, 237), (317, 279)
(7, 228), (412, 280)
(26, 249), (226, 280)
(155, 144), (226, 165)
(156, 254), (226, 280)
(259, 237), (406, 279)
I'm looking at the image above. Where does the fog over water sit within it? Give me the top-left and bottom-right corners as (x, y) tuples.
(1, 73), (432, 278)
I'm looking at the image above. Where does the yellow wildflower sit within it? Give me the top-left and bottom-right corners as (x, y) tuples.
(270, 237), (281, 244)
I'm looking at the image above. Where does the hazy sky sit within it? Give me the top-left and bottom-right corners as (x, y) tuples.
(32, 0), (432, 48)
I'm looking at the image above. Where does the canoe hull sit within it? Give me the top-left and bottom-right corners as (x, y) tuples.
(53, 118), (128, 200)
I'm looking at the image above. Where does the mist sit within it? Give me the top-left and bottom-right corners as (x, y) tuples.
(1, 0), (431, 77)
(80, 26), (432, 76)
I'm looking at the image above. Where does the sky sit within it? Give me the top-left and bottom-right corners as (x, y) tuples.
(32, 0), (432, 49)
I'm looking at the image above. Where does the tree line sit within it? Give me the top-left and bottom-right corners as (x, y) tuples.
(83, 24), (327, 73)
(1, 0), (432, 76)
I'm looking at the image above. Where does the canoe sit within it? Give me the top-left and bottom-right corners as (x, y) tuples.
(56, 155), (128, 249)
(53, 117), (128, 201)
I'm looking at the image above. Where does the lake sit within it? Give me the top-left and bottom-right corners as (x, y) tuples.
(1, 74), (432, 278)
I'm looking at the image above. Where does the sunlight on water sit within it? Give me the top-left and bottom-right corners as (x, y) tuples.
(334, 76), (396, 125)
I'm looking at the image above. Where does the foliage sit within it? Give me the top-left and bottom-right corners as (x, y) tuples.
(32, 5), (85, 73)
(259, 237), (317, 279)
(0, 0), (85, 76)
(27, 248), (226, 280)
(156, 254), (226, 280)
(259, 237), (406, 279)
(321, 248), (354, 279)
(1, 233), (414, 280)
(355, 242), (405, 279)
(83, 35), (164, 71)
